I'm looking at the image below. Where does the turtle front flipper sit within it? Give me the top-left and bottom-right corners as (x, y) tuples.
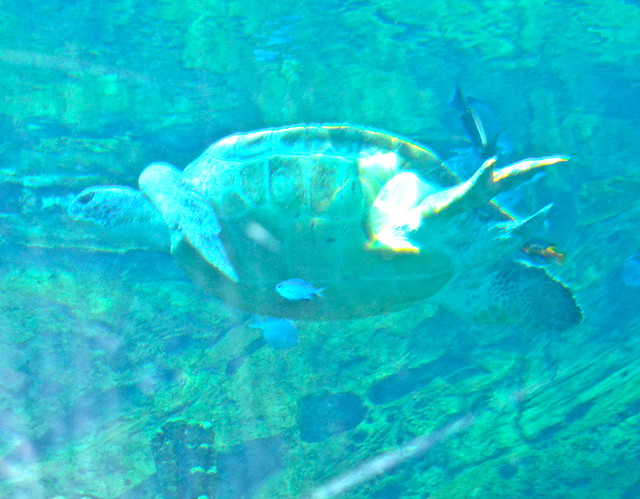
(139, 163), (239, 282)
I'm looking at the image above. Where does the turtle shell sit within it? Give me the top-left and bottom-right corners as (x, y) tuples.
(174, 125), (464, 320)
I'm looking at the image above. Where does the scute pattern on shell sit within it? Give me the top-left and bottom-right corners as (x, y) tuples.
(173, 125), (457, 319)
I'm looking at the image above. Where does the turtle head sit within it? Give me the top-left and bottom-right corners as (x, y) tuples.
(68, 186), (141, 229)
(68, 185), (170, 250)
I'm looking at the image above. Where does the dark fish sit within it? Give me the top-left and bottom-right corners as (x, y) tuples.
(450, 84), (504, 159)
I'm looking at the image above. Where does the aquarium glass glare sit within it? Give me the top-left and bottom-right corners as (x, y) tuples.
(1, 0), (639, 497)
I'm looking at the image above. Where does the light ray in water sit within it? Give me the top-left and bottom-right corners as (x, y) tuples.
(307, 413), (474, 499)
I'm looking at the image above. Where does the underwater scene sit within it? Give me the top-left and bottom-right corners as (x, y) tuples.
(1, 0), (640, 497)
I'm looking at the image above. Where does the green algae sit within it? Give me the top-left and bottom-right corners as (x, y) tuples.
(0, 245), (638, 497)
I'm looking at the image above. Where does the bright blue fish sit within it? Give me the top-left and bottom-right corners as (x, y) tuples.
(621, 255), (640, 288)
(275, 278), (325, 300)
(250, 317), (298, 349)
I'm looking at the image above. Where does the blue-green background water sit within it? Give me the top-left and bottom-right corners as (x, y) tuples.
(1, 0), (639, 497)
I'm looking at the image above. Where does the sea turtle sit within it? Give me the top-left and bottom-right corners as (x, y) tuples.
(69, 124), (581, 329)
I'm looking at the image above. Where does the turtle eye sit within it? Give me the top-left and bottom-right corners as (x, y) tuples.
(77, 192), (95, 204)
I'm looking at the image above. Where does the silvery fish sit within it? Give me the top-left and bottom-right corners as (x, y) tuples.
(276, 278), (325, 300)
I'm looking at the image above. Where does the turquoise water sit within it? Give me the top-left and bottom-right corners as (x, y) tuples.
(1, 0), (639, 497)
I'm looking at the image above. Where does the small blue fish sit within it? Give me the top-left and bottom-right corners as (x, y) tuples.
(250, 317), (298, 349)
(622, 255), (640, 288)
(276, 278), (324, 300)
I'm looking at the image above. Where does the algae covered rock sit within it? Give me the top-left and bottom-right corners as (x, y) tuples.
(151, 418), (217, 498)
(576, 176), (640, 227)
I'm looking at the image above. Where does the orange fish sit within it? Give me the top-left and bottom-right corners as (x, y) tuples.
(521, 240), (566, 265)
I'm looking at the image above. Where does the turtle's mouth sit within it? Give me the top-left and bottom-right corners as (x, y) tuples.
(66, 201), (85, 220)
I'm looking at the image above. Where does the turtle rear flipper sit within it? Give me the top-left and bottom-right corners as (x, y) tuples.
(487, 264), (582, 330)
(439, 263), (582, 331)
(139, 163), (239, 282)
(370, 157), (567, 252)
